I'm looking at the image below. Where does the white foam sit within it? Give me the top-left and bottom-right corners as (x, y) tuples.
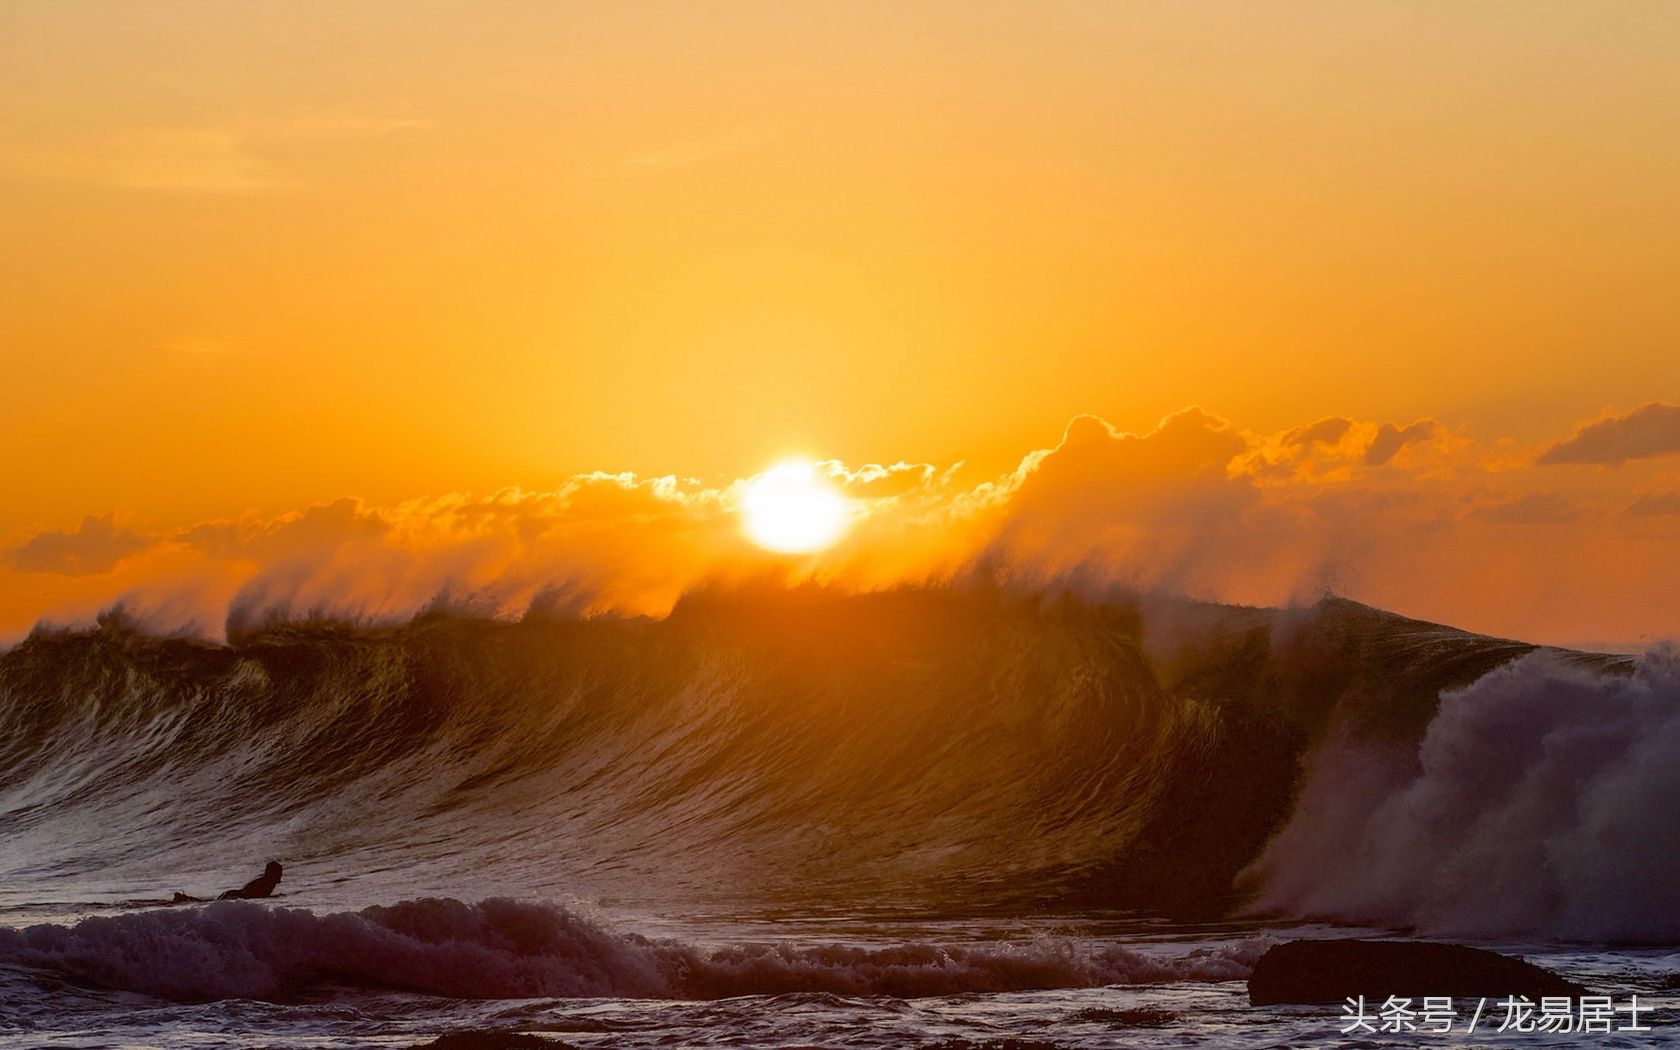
(0, 897), (1262, 1002)
(1245, 647), (1680, 942)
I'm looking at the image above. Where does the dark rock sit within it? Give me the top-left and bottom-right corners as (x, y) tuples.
(1248, 939), (1587, 1006)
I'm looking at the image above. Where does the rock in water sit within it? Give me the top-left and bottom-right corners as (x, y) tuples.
(1248, 939), (1587, 1005)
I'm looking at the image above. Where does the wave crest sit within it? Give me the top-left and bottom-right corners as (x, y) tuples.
(1244, 647), (1680, 942)
(0, 897), (1263, 1003)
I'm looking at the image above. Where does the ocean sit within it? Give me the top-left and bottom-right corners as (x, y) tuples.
(1, 586), (1674, 1047)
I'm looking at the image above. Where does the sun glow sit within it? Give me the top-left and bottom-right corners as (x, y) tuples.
(741, 460), (850, 554)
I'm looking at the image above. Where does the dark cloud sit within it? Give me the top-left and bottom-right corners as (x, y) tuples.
(1472, 492), (1582, 525)
(8, 515), (150, 575)
(1627, 490), (1680, 517)
(1364, 420), (1438, 466)
(1539, 403), (1680, 466)
(1282, 416), (1353, 448)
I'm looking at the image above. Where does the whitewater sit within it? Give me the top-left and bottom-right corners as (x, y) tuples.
(1, 585), (1675, 1047)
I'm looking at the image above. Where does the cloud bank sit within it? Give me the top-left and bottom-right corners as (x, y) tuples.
(5, 404), (1680, 646)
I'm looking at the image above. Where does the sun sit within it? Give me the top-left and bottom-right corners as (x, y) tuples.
(741, 460), (850, 554)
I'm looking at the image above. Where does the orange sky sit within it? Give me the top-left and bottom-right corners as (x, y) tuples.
(3, 3), (1679, 646)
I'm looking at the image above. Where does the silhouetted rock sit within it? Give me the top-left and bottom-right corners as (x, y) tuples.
(1248, 939), (1587, 1005)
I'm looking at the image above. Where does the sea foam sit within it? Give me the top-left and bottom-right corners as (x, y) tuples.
(0, 897), (1263, 1003)
(1245, 647), (1680, 942)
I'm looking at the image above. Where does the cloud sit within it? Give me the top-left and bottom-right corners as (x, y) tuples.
(977, 410), (1280, 596)
(1281, 417), (1353, 448)
(8, 405), (1680, 647)
(0, 410), (1514, 634)
(1628, 490), (1680, 517)
(1471, 492), (1582, 525)
(1539, 403), (1680, 466)
(179, 498), (391, 561)
(8, 515), (151, 575)
(1364, 420), (1438, 466)
(1001, 410), (1253, 526)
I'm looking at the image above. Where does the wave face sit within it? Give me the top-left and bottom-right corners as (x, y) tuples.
(0, 583), (1646, 934)
(0, 897), (1263, 1003)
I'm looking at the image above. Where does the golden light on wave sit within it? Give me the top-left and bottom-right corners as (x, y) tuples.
(741, 460), (850, 554)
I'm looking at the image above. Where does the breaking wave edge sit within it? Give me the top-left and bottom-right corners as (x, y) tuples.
(0, 897), (1265, 1003)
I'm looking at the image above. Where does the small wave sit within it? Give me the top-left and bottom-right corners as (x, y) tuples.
(0, 897), (1262, 1003)
(1061, 1006), (1176, 1026)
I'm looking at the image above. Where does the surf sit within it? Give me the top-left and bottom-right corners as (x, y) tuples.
(0, 896), (1265, 1003)
(0, 582), (1658, 941)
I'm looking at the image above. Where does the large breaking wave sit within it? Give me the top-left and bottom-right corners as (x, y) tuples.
(0, 582), (1664, 950)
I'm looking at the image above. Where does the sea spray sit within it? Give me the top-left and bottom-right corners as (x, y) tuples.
(1244, 647), (1680, 941)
